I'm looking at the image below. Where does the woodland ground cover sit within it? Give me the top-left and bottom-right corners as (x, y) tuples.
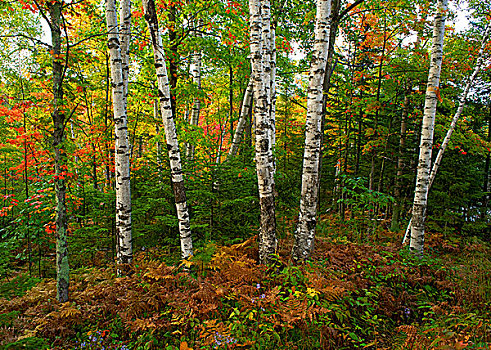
(0, 220), (490, 350)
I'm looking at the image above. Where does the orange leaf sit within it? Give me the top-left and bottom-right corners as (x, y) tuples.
(180, 342), (193, 350)
(427, 86), (443, 103)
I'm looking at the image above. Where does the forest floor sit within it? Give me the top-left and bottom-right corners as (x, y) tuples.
(0, 224), (490, 350)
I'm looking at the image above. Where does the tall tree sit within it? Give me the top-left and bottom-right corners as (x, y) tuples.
(403, 22), (491, 244)
(409, 0), (448, 255)
(106, 0), (133, 266)
(249, 0), (277, 264)
(119, 0), (131, 110)
(428, 23), (491, 188)
(227, 79), (253, 160)
(391, 87), (410, 231)
(143, 0), (193, 260)
(292, 0), (332, 262)
(47, 0), (69, 302)
(186, 20), (202, 161)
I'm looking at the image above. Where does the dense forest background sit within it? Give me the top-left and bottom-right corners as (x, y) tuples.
(0, 0), (490, 348)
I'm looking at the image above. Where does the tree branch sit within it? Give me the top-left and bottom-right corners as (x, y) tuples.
(338, 0), (365, 21)
(0, 34), (52, 49)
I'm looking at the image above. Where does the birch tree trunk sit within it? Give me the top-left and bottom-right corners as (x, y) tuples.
(249, 0), (277, 263)
(119, 0), (131, 107)
(318, 0), (340, 209)
(292, 0), (332, 262)
(106, 0), (133, 266)
(404, 21), (490, 246)
(186, 20), (202, 161)
(48, 0), (69, 302)
(429, 23), (490, 188)
(227, 79), (253, 160)
(409, 0), (448, 255)
(143, 0), (193, 259)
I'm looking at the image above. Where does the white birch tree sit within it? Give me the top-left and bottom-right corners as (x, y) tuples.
(429, 23), (491, 188)
(227, 79), (253, 160)
(186, 20), (202, 161)
(119, 0), (131, 108)
(292, 0), (332, 262)
(409, 0), (448, 255)
(402, 22), (491, 245)
(143, 0), (193, 259)
(106, 0), (133, 266)
(249, 0), (277, 263)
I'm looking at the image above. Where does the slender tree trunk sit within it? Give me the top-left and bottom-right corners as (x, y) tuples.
(215, 103), (227, 165)
(186, 21), (202, 161)
(106, 0), (133, 266)
(229, 66), (234, 136)
(355, 110), (362, 175)
(317, 0), (340, 210)
(270, 23), (276, 162)
(391, 90), (410, 231)
(91, 146), (98, 190)
(19, 76), (32, 276)
(377, 115), (393, 194)
(104, 54), (112, 189)
(483, 115), (491, 225)
(155, 100), (163, 173)
(227, 80), (253, 160)
(429, 23), (490, 188)
(119, 0), (131, 107)
(369, 12), (387, 191)
(143, 0), (193, 259)
(409, 0), (448, 255)
(403, 21), (490, 245)
(48, 0), (69, 302)
(168, 4), (179, 117)
(292, 0), (332, 262)
(249, 0), (276, 263)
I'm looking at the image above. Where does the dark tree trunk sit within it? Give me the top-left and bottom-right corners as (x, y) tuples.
(391, 90), (410, 231)
(48, 0), (69, 303)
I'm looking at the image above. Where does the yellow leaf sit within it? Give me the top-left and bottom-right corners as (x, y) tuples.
(306, 287), (320, 297)
(60, 307), (82, 318)
(18, 329), (37, 340)
(180, 258), (194, 268)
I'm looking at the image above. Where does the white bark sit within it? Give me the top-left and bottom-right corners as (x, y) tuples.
(249, 0), (277, 263)
(119, 0), (131, 107)
(143, 0), (193, 260)
(186, 20), (202, 161)
(106, 0), (133, 265)
(227, 79), (253, 160)
(292, 0), (332, 262)
(402, 22), (490, 245)
(429, 23), (491, 188)
(409, 0), (448, 255)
